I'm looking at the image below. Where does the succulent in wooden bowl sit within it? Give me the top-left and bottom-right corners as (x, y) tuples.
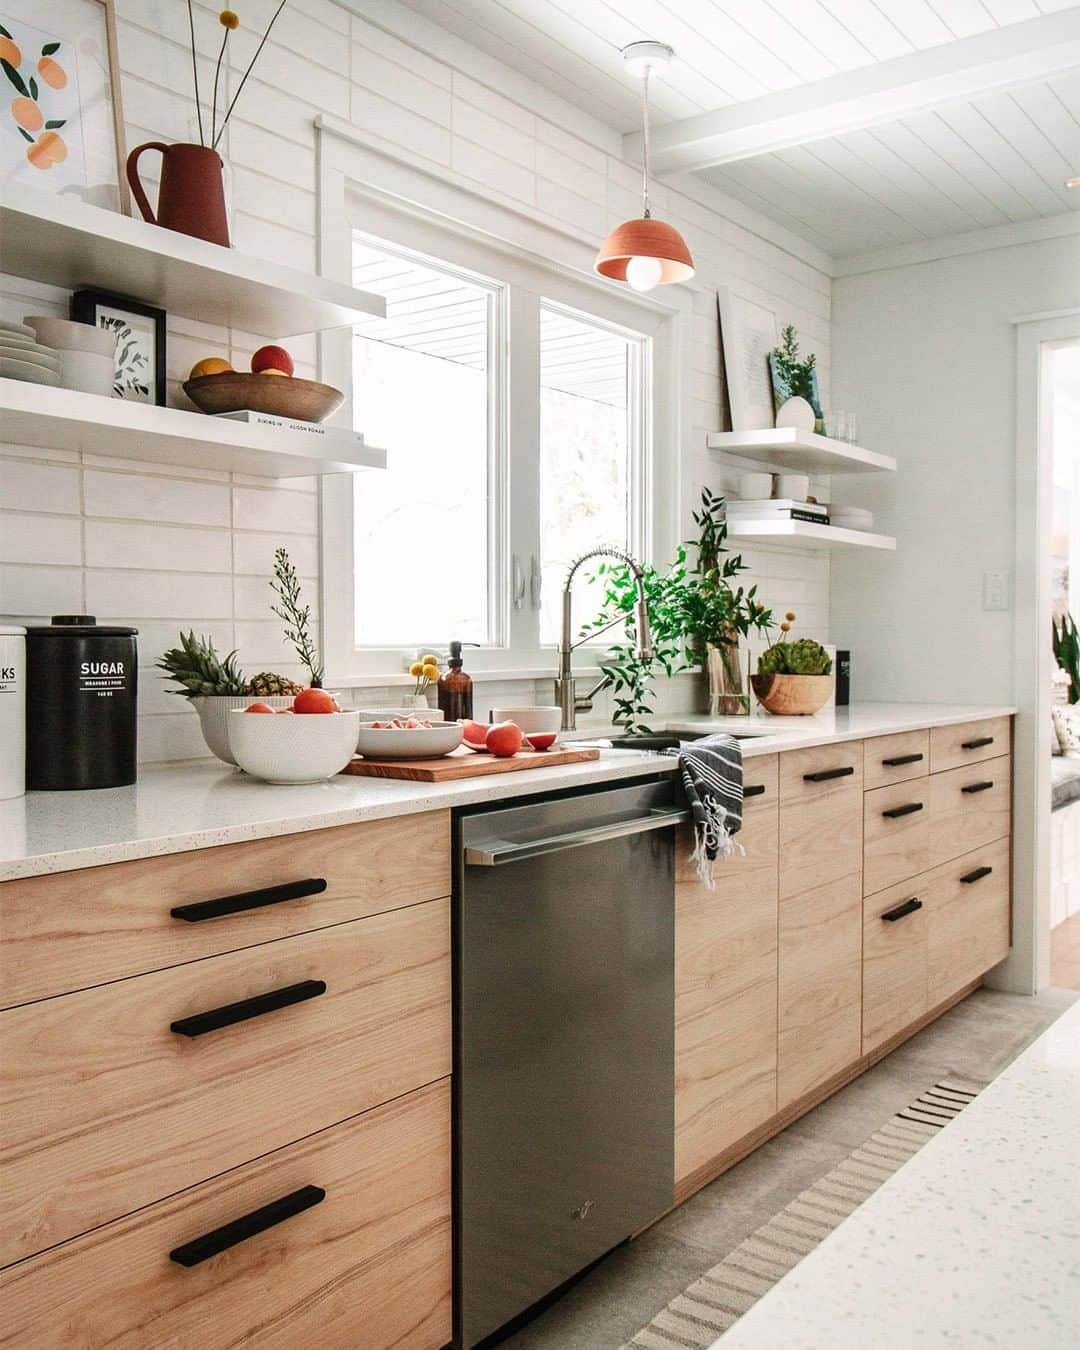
(751, 614), (834, 715)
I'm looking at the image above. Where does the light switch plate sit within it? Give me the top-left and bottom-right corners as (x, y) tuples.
(982, 570), (1010, 611)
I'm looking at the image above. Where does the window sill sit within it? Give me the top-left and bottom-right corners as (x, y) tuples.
(324, 667), (700, 690)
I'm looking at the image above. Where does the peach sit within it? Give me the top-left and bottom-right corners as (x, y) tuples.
(526, 732), (557, 751)
(27, 130), (66, 169)
(11, 97), (42, 132)
(292, 688), (340, 714)
(0, 36), (22, 67)
(244, 702), (275, 714)
(461, 720), (490, 752)
(37, 56), (66, 89)
(251, 344), (294, 376)
(485, 721), (523, 758)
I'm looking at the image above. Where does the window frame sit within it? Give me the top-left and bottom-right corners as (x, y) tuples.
(319, 179), (689, 683)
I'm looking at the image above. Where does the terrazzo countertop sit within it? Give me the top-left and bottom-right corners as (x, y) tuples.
(0, 701), (1014, 881)
(714, 999), (1080, 1349)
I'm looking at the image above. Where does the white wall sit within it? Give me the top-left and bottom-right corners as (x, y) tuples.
(829, 233), (1080, 705)
(1, 0), (832, 760)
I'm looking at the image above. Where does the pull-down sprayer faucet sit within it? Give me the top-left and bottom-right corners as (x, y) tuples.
(554, 547), (653, 731)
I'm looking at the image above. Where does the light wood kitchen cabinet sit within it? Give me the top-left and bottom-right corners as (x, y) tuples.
(0, 811), (451, 1010)
(928, 757), (1011, 868)
(1, 898), (451, 1266)
(863, 778), (931, 896)
(778, 741), (863, 900)
(862, 877), (928, 1054)
(675, 756), (778, 1192)
(929, 715), (1011, 774)
(863, 729), (929, 791)
(0, 1079), (452, 1350)
(927, 837), (1011, 1006)
(778, 871), (863, 1108)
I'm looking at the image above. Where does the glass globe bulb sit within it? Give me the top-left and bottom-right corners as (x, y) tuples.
(626, 255), (663, 291)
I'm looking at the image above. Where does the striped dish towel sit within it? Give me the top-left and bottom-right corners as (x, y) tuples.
(665, 733), (743, 887)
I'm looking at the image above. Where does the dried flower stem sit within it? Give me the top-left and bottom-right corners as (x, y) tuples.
(187, 1), (204, 145)
(212, 0), (288, 150)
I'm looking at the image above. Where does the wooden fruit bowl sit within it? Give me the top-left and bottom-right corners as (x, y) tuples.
(750, 673), (834, 716)
(183, 372), (344, 423)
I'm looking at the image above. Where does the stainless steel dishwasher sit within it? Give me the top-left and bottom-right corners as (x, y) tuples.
(454, 776), (680, 1348)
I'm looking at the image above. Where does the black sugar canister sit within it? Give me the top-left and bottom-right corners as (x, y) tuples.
(26, 616), (138, 790)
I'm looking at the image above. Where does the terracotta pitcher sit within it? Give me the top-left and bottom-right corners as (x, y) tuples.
(126, 142), (230, 247)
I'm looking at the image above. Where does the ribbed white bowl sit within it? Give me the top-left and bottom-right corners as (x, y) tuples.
(191, 695), (295, 764)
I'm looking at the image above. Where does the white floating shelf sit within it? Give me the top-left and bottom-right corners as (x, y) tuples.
(0, 380), (386, 479)
(707, 427), (896, 474)
(1, 189), (385, 336)
(726, 518), (896, 551)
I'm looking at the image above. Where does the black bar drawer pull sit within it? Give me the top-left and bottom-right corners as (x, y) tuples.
(170, 979), (326, 1038)
(171, 878), (327, 923)
(881, 897), (922, 923)
(961, 736), (994, 750)
(882, 752), (923, 767)
(169, 1185), (325, 1267)
(882, 801), (924, 820)
(744, 783), (766, 798)
(961, 781), (994, 795)
(960, 866), (993, 884)
(803, 766), (855, 783)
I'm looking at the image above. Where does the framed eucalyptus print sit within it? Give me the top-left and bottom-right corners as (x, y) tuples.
(71, 288), (166, 404)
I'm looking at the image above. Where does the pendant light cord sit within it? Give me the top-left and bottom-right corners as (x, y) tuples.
(641, 65), (652, 219)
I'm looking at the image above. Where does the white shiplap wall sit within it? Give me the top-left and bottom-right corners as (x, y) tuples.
(0, 0), (832, 761)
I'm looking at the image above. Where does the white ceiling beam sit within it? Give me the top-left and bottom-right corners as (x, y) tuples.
(628, 10), (1080, 174)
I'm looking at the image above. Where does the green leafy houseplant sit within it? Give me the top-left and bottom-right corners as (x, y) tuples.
(1053, 612), (1079, 704)
(582, 489), (773, 733)
(270, 546), (323, 688)
(770, 324), (818, 405)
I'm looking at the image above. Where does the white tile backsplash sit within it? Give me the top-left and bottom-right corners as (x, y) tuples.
(2, 0), (832, 763)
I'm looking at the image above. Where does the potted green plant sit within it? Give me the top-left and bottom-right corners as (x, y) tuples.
(1053, 613), (1079, 704)
(769, 325), (823, 433)
(582, 489), (773, 732)
(672, 488), (772, 715)
(750, 612), (834, 715)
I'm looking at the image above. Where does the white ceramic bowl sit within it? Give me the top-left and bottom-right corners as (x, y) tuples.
(24, 315), (116, 356)
(0, 341), (60, 369)
(61, 348), (115, 396)
(488, 706), (561, 748)
(228, 708), (361, 783)
(354, 720), (464, 760)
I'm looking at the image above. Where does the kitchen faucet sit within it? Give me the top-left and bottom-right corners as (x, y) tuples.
(555, 547), (653, 731)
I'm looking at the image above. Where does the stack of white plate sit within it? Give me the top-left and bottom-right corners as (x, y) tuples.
(829, 505), (875, 532)
(24, 316), (116, 396)
(0, 320), (61, 387)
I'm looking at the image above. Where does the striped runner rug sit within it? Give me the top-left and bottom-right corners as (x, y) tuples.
(624, 1078), (984, 1350)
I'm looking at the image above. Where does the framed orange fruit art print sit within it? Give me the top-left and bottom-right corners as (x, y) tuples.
(1, 0), (129, 212)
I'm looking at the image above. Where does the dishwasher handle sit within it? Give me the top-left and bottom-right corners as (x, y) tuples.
(464, 807), (691, 866)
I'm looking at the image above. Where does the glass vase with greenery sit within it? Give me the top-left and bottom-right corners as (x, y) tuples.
(582, 489), (772, 733)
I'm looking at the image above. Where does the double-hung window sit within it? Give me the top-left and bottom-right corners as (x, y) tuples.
(322, 200), (675, 679)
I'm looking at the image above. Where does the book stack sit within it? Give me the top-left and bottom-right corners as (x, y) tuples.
(215, 409), (365, 453)
(726, 498), (830, 526)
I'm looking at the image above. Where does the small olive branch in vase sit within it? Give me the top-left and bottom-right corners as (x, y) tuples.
(270, 546), (323, 688)
(771, 324), (817, 402)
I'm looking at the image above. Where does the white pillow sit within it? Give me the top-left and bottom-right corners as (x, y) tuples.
(1052, 705), (1080, 759)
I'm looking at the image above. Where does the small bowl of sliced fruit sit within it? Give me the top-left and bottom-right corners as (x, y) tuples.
(354, 716), (464, 760)
(229, 689), (360, 783)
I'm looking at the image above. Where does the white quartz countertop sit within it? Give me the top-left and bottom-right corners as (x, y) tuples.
(0, 702), (1014, 880)
(714, 999), (1080, 1349)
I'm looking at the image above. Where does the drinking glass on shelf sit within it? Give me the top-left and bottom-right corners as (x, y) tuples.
(845, 413), (858, 445)
(824, 409), (846, 441)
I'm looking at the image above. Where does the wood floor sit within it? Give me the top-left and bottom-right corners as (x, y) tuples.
(1051, 913), (1080, 990)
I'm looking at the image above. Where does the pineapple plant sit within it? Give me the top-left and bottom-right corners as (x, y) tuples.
(157, 632), (302, 765)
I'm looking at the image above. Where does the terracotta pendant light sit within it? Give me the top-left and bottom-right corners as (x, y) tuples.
(596, 41), (694, 291)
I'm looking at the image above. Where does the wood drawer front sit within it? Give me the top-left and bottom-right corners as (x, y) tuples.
(864, 730), (929, 790)
(862, 878), (928, 1055)
(778, 872), (862, 1109)
(928, 756), (1011, 869)
(1, 812), (451, 1010)
(675, 793), (778, 1185)
(929, 717), (1011, 774)
(863, 779), (931, 896)
(779, 741), (863, 805)
(779, 783), (863, 902)
(927, 838), (1011, 1007)
(0, 1079), (452, 1350)
(1, 900), (450, 1267)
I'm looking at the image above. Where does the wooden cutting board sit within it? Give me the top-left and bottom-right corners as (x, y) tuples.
(341, 745), (600, 782)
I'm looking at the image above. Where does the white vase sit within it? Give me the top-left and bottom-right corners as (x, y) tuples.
(775, 396), (816, 431)
(191, 695), (294, 764)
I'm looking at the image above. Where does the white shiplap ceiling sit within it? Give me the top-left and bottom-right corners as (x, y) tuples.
(388, 0), (1080, 257)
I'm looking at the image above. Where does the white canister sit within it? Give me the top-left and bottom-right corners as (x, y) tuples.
(776, 472), (811, 502)
(737, 471), (773, 500)
(0, 625), (26, 799)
